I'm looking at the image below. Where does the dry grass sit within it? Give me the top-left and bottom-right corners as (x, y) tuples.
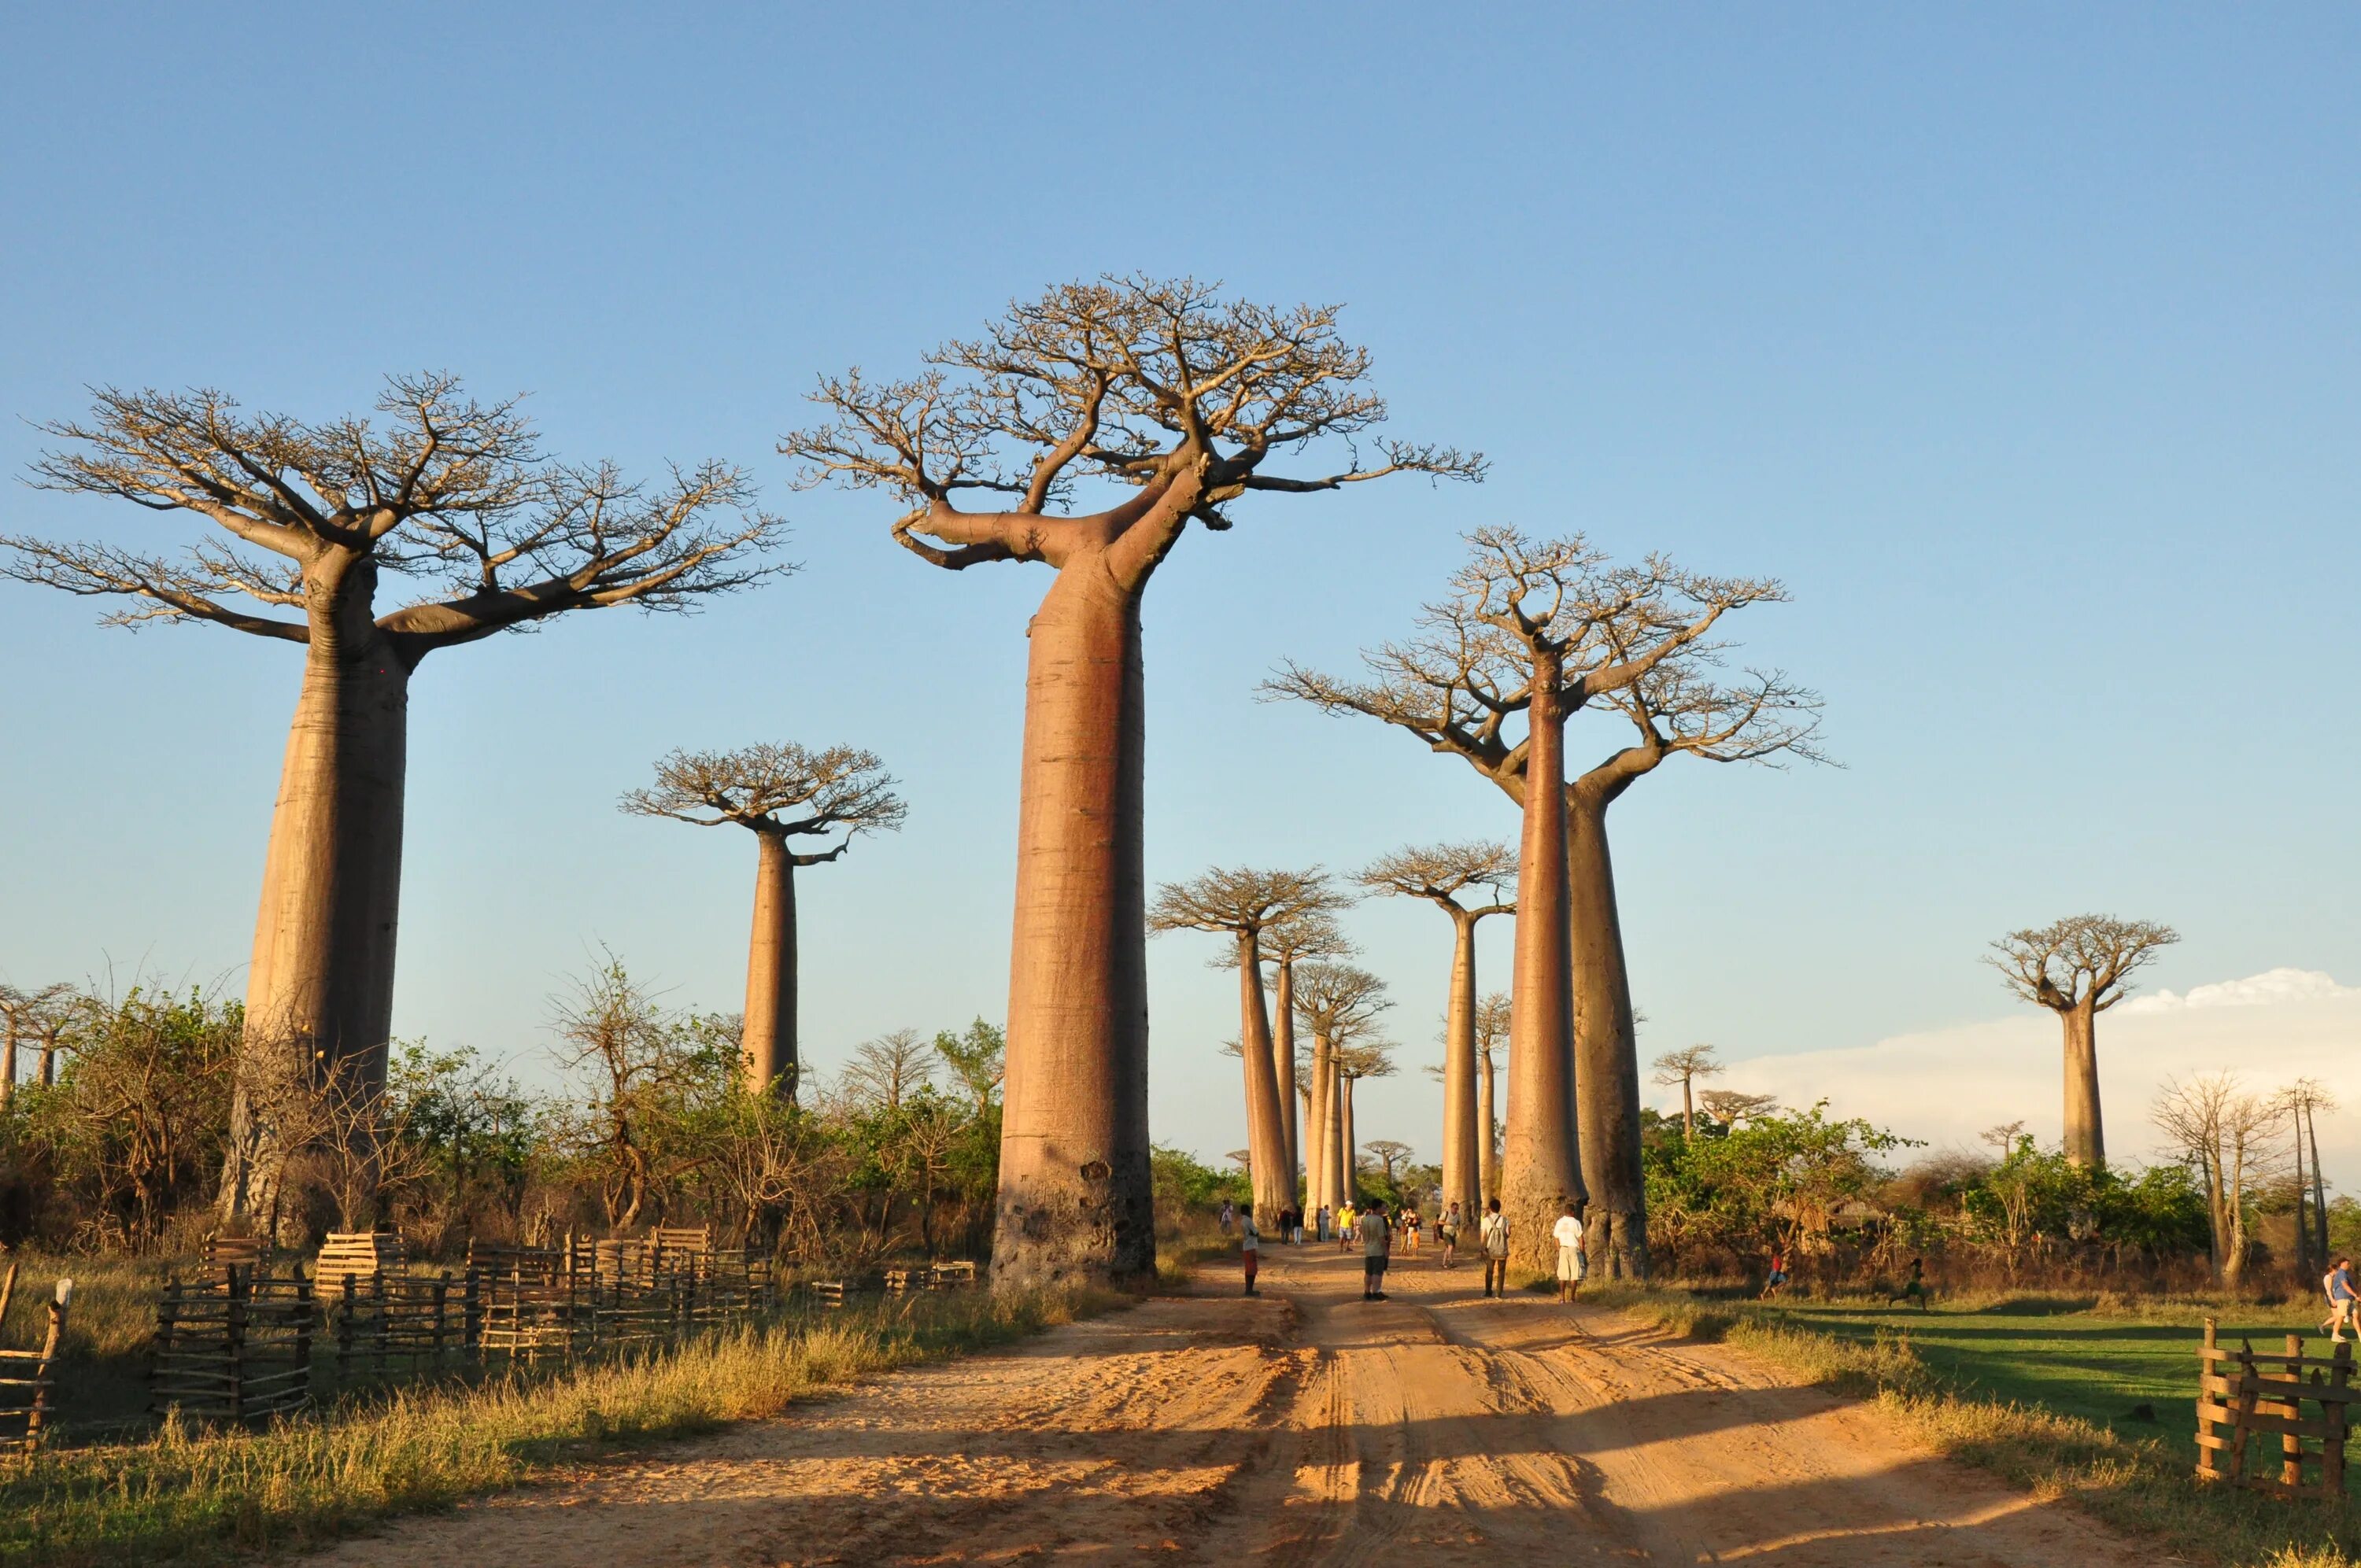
(1593, 1285), (2361, 1568)
(1, 1284), (1119, 1567)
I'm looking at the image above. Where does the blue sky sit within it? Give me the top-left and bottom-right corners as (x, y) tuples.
(2, 6), (2354, 1172)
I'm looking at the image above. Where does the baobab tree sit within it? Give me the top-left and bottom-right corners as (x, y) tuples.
(781, 279), (1478, 1287)
(1700, 1089), (1780, 1127)
(1990, 914), (2180, 1168)
(1262, 909), (1351, 1197)
(1357, 842), (1513, 1231)
(1364, 1138), (1415, 1188)
(1270, 527), (1820, 1277)
(1336, 1039), (1396, 1201)
(1651, 1043), (1724, 1140)
(620, 743), (904, 1098)
(2, 377), (785, 1233)
(2153, 1072), (2285, 1285)
(1475, 991), (1509, 1200)
(1150, 867), (1343, 1224)
(0, 983), (75, 1109)
(1293, 961), (1392, 1218)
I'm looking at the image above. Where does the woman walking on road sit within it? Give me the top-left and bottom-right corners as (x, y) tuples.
(1239, 1205), (1261, 1297)
(1361, 1200), (1392, 1301)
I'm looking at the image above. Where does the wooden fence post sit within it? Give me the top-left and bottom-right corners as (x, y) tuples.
(338, 1272), (357, 1382)
(24, 1280), (68, 1451)
(431, 1272), (450, 1365)
(464, 1267), (481, 1360)
(2330, 1337), (2353, 1502)
(225, 1265), (249, 1424)
(2228, 1340), (2259, 1485)
(2283, 1334), (2306, 1489)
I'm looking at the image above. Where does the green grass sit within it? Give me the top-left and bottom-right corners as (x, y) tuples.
(0, 1285), (1121, 1568)
(1594, 1285), (2361, 1568)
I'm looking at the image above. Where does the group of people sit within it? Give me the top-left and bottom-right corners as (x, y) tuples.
(1229, 1196), (1592, 1304)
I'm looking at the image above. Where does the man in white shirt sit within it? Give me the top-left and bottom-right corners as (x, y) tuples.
(1553, 1201), (1587, 1302)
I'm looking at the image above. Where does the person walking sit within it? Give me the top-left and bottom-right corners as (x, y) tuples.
(1480, 1197), (1510, 1297)
(1219, 1199), (1234, 1237)
(1362, 1199), (1393, 1301)
(1762, 1249), (1790, 1298)
(2322, 1256), (2358, 1341)
(1402, 1206), (1421, 1256)
(1339, 1200), (1358, 1249)
(1239, 1205), (1261, 1296)
(1551, 1201), (1587, 1302)
(1888, 1256), (1930, 1312)
(1439, 1202), (1463, 1269)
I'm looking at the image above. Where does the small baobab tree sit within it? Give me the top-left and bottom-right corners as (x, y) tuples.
(1651, 1044), (1724, 1140)
(1293, 961), (1392, 1218)
(1357, 841), (1513, 1231)
(1700, 1089), (1780, 1127)
(0, 377), (785, 1234)
(1271, 526), (1820, 1277)
(1364, 1138), (1414, 1188)
(2287, 1079), (2337, 1274)
(1262, 909), (1351, 1201)
(1990, 914), (2179, 1168)
(621, 743), (905, 1098)
(1475, 991), (1509, 1201)
(0, 983), (75, 1109)
(1336, 1039), (1396, 1201)
(2153, 1072), (2285, 1285)
(1151, 867), (1343, 1223)
(782, 279), (1479, 1288)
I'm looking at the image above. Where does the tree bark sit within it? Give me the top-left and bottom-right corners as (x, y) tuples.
(1502, 651), (1583, 1275)
(992, 563), (1155, 1289)
(1340, 1075), (1359, 1205)
(1568, 787), (1648, 1278)
(2060, 998), (2104, 1168)
(221, 556), (411, 1242)
(1305, 1036), (1335, 1216)
(1273, 958), (1299, 1201)
(1, 1020), (15, 1111)
(1478, 1046), (1498, 1204)
(2311, 1104), (2331, 1268)
(741, 832), (798, 1098)
(1439, 909), (1483, 1230)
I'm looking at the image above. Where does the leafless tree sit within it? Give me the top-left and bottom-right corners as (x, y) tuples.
(1980, 1120), (2030, 1151)
(1364, 1139), (1414, 1186)
(840, 1028), (937, 1112)
(0, 983), (75, 1108)
(1271, 528), (1816, 1276)
(622, 743), (904, 1098)
(1650, 1044), (1724, 1141)
(1475, 991), (1510, 1201)
(1699, 1089), (1780, 1127)
(782, 278), (1479, 1288)
(1292, 962), (1393, 1219)
(1990, 914), (2179, 1168)
(2153, 1072), (2286, 1285)
(1262, 909), (1352, 1202)
(1151, 867), (1343, 1220)
(1358, 842), (1513, 1225)
(549, 955), (711, 1231)
(2286, 1079), (2337, 1275)
(1, 377), (786, 1235)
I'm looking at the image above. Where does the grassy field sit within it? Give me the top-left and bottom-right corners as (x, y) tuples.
(1750, 1290), (2342, 1461)
(1602, 1285), (2361, 1568)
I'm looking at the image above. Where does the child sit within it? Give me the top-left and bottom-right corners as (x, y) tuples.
(1888, 1256), (1930, 1312)
(1762, 1249), (1789, 1298)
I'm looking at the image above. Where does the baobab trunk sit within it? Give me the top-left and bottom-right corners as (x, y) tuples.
(2060, 998), (2104, 1168)
(1340, 1075), (1359, 1205)
(224, 564), (411, 1241)
(1478, 1046), (1498, 1203)
(1234, 935), (1293, 1223)
(992, 565), (1155, 1288)
(741, 832), (798, 1097)
(1304, 1040), (1333, 1216)
(1, 1023), (15, 1112)
(1568, 789), (1648, 1278)
(1273, 960), (1300, 1198)
(1439, 912), (1483, 1229)
(1502, 651), (1583, 1275)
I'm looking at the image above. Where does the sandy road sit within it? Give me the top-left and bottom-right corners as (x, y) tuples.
(312, 1246), (2149, 1566)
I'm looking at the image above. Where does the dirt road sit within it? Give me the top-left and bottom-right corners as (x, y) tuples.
(312, 1245), (2147, 1566)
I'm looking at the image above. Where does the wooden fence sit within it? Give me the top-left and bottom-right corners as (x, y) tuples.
(152, 1261), (316, 1424)
(2197, 1319), (2354, 1501)
(0, 1267), (68, 1454)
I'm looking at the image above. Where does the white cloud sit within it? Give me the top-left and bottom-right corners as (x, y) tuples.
(1709, 971), (2361, 1188)
(2123, 967), (2357, 1013)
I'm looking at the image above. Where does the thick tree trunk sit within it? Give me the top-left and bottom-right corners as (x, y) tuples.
(1568, 788), (1648, 1279)
(222, 565), (411, 1243)
(741, 832), (798, 1098)
(1340, 1076), (1358, 1205)
(1478, 1047), (1498, 1204)
(35, 1029), (57, 1089)
(2060, 998), (2104, 1168)
(1439, 910), (1483, 1230)
(1502, 653), (1583, 1275)
(992, 565), (1155, 1289)
(1273, 960), (1299, 1199)
(1, 1022), (15, 1111)
(1235, 935), (1293, 1223)
(1305, 1038), (1335, 1216)
(2311, 1105), (2331, 1267)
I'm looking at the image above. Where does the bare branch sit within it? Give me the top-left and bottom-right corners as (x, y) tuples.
(620, 743), (906, 854)
(1988, 915), (2180, 1013)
